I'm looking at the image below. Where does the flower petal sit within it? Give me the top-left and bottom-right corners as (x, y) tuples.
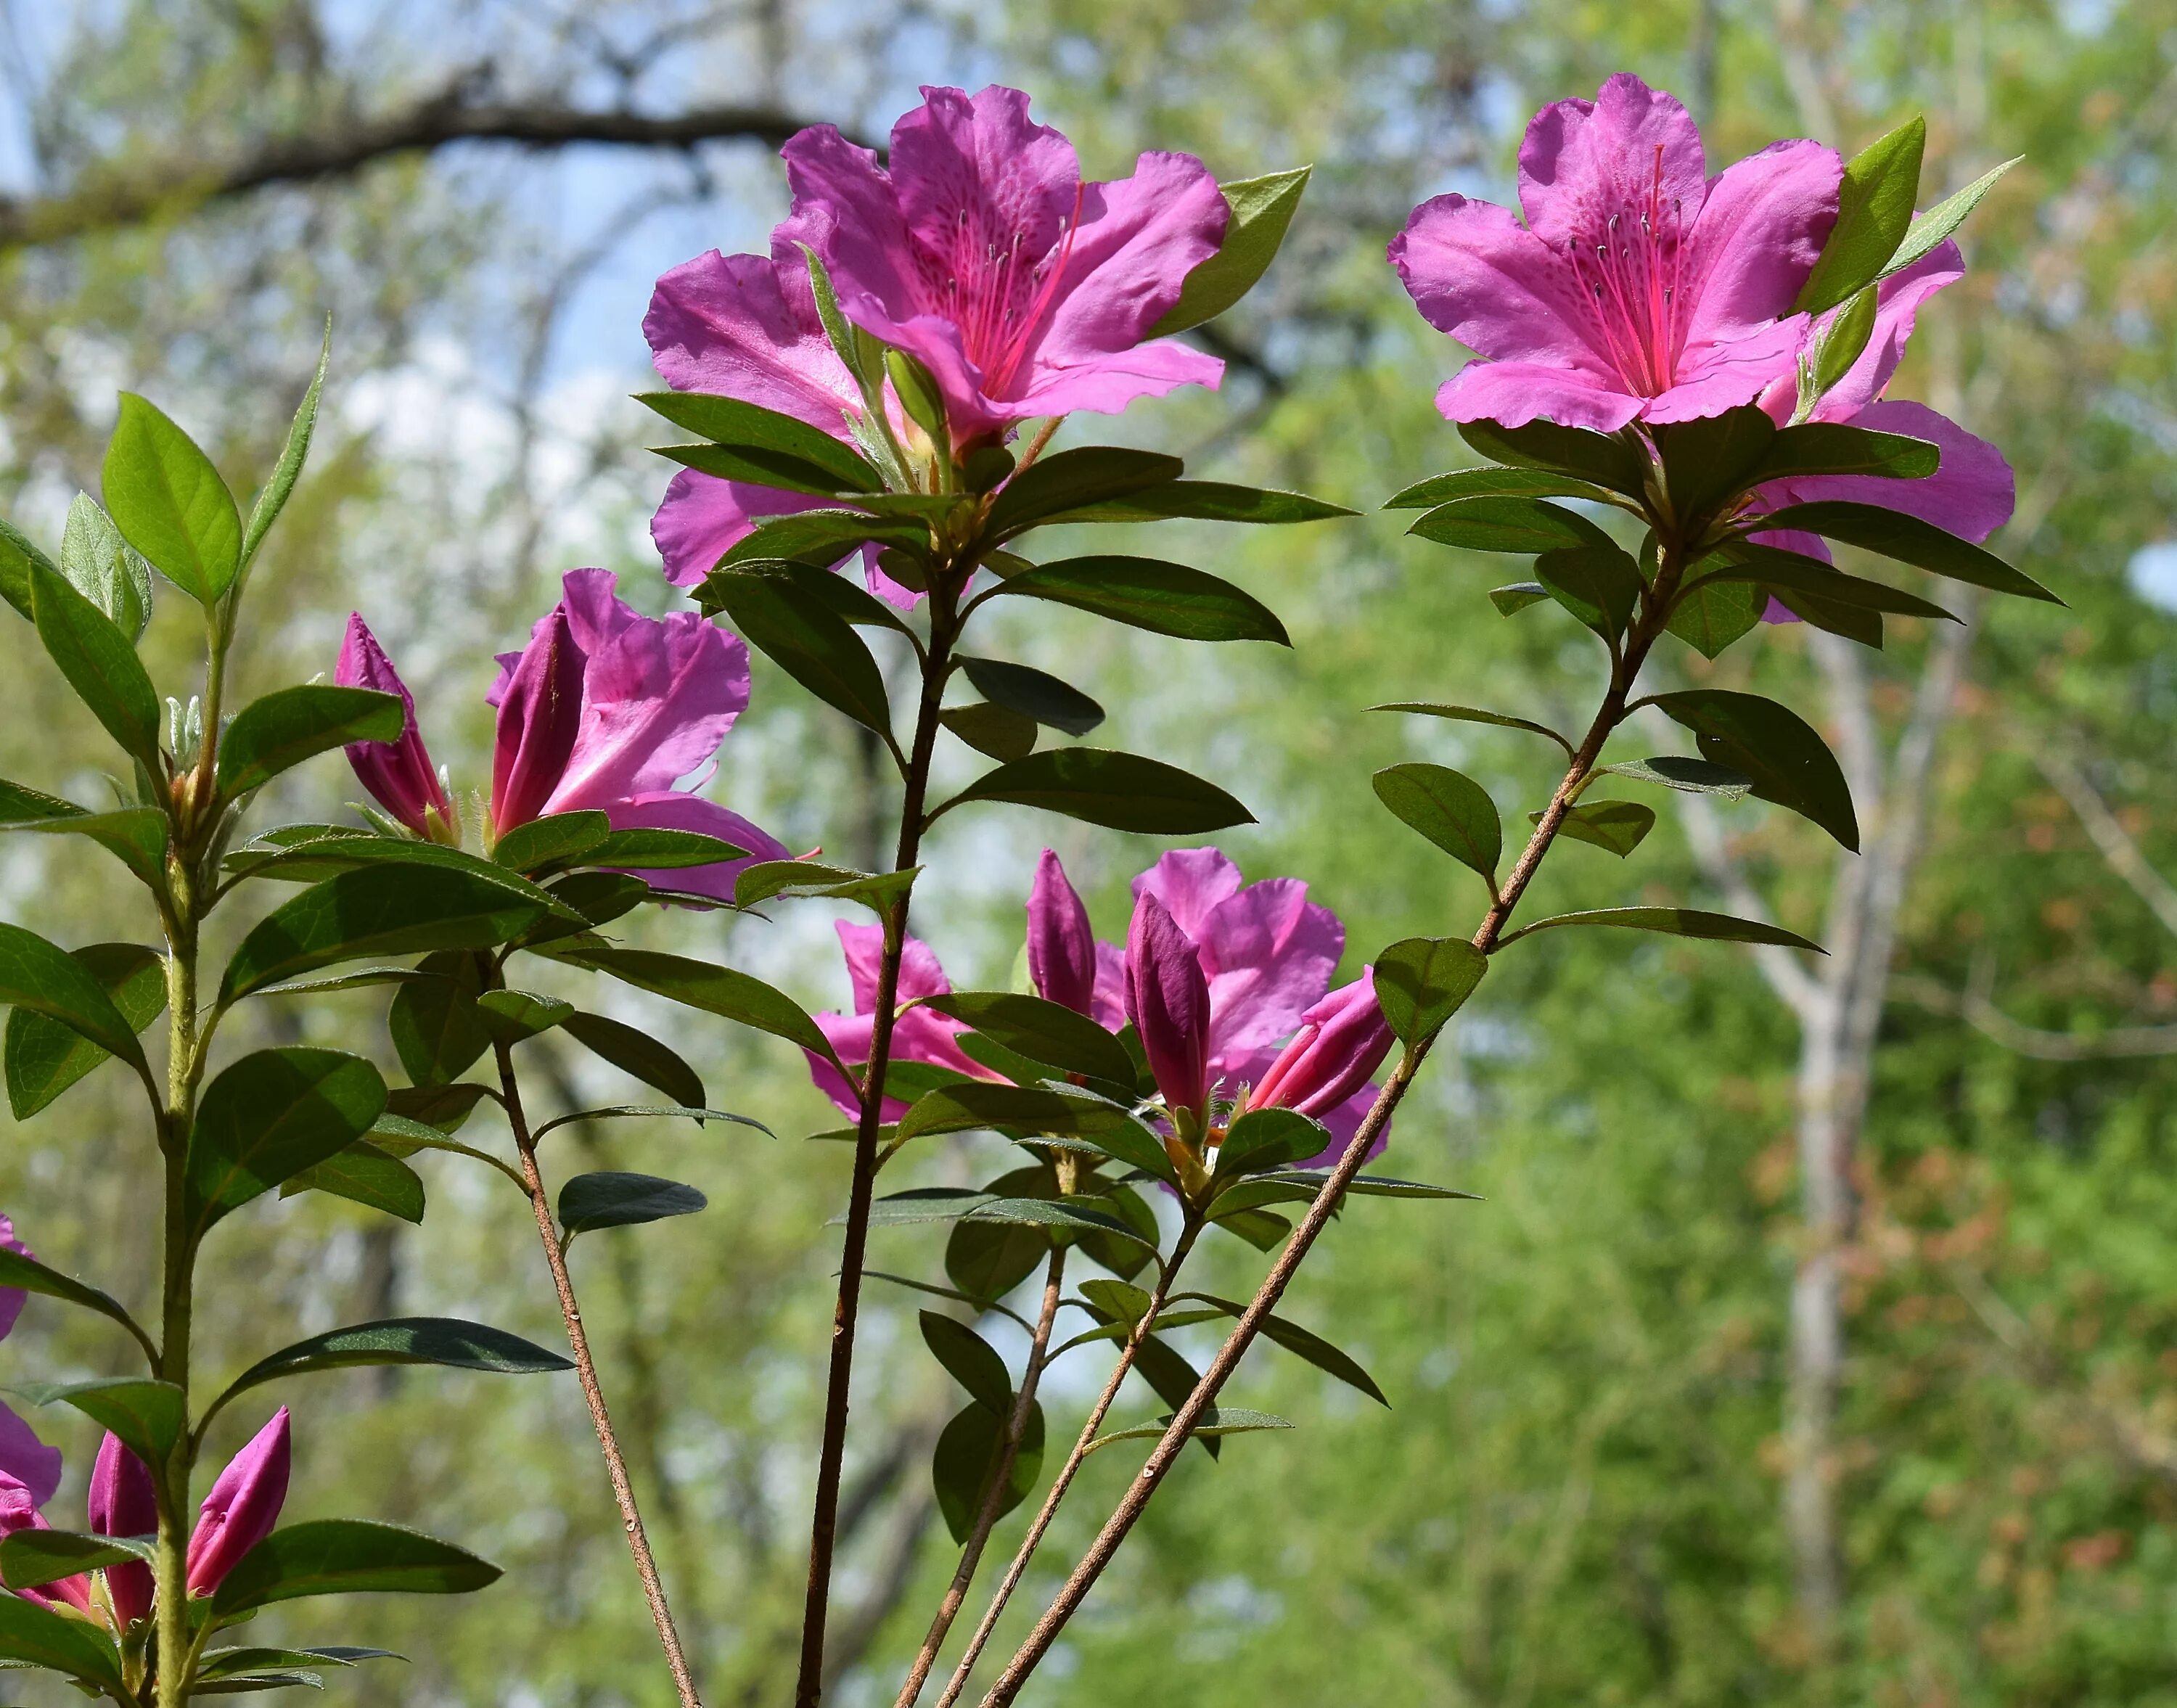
(1195, 877), (1343, 1065)
(1770, 398), (2014, 543)
(1390, 194), (1620, 377)
(1131, 847), (1245, 940)
(491, 603), (587, 832)
(1516, 73), (1708, 253)
(1639, 316), (1808, 423)
(1435, 359), (1644, 431)
(643, 248), (862, 435)
(1823, 241), (1964, 419)
(1678, 139), (1842, 352)
(0, 1405), (59, 1508)
(603, 792), (792, 903)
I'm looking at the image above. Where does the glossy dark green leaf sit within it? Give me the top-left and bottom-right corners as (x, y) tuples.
(939, 748), (1250, 834)
(1747, 422), (1940, 485)
(993, 555), (1290, 644)
(1216, 1106), (1327, 1174)
(1373, 936), (1486, 1043)
(562, 1011), (705, 1109)
(221, 866), (549, 1002)
(197, 1647), (398, 1683)
(9, 1378), (185, 1467)
(1653, 406), (1778, 520)
(1798, 117), (1925, 316)
(1088, 1405), (1291, 1456)
(0, 1590), (125, 1685)
(946, 1217), (1048, 1304)
(705, 552), (922, 644)
(5, 941), (165, 1117)
(1488, 582), (1550, 617)
(731, 860), (915, 914)
(942, 702), (1038, 761)
(233, 836), (576, 906)
(895, 1082), (1146, 1146)
(1262, 1169), (1479, 1200)
(489, 811), (610, 874)
(1536, 542), (1641, 640)
(0, 922), (149, 1072)
(1175, 1293), (1387, 1404)
(186, 1048), (388, 1236)
(1369, 701), (1573, 755)
(920, 1313), (1012, 1414)
(638, 391), (880, 492)
(102, 393), (241, 604)
(725, 507), (927, 571)
(1409, 496), (1618, 554)
(208, 1520), (501, 1615)
(387, 953), (488, 1088)
(1755, 501), (2054, 601)
(282, 1140), (425, 1224)
(920, 993), (1138, 1089)
(385, 1083), (490, 1134)
(1702, 543), (1959, 620)
(987, 448), (1184, 538)
(1768, 582), (1885, 648)
(240, 323), (331, 570)
(1650, 689), (1861, 851)
(533, 1104), (769, 1143)
(2, 802), (168, 890)
(586, 827), (752, 871)
(217, 685), (403, 800)
(476, 988), (572, 1048)
(1666, 576), (1763, 658)
(59, 493), (152, 641)
(1882, 155), (2019, 282)
(701, 566), (893, 739)
(1498, 906), (1824, 953)
(1056, 480), (1353, 526)
(0, 1529), (153, 1591)
(218, 1318), (570, 1408)
(558, 1172), (707, 1237)
(538, 941), (842, 1070)
(1456, 419), (1649, 496)
(957, 656), (1104, 736)
(968, 1196), (1152, 1244)
(1373, 763), (1500, 880)
(29, 559), (162, 771)
(1597, 756), (1755, 798)
(0, 1245), (147, 1343)
(932, 1397), (1044, 1543)
(1535, 800), (1655, 858)
(1390, 464), (1625, 509)
(1149, 165), (1310, 334)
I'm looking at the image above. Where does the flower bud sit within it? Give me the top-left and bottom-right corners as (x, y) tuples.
(337, 615), (453, 835)
(1124, 892), (1211, 1123)
(1248, 971), (1395, 1122)
(490, 604), (586, 832)
(185, 1408), (290, 1596)
(89, 1433), (156, 1627)
(1027, 850), (1098, 1016)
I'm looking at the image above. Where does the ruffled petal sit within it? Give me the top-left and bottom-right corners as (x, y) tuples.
(0, 1404), (59, 1508)
(1390, 194), (1619, 375)
(1435, 360), (1643, 431)
(1516, 73), (1708, 252)
(1196, 878), (1343, 1065)
(1131, 847), (1244, 940)
(603, 792), (791, 903)
(1678, 139), (1842, 350)
(1004, 336), (1225, 422)
(1819, 241), (1964, 419)
(643, 249), (861, 435)
(1639, 316), (1808, 423)
(1771, 398), (2014, 543)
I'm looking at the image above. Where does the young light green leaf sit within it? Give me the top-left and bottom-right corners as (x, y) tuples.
(1797, 116), (1926, 315)
(1880, 155), (2020, 282)
(216, 685), (403, 800)
(240, 321), (332, 570)
(1149, 165), (1310, 335)
(102, 393), (242, 604)
(1794, 286), (1878, 420)
(59, 494), (152, 641)
(29, 559), (163, 773)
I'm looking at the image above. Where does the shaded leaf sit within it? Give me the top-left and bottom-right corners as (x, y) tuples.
(558, 1172), (708, 1237)
(387, 952), (488, 1088)
(939, 749), (1251, 834)
(942, 702), (1037, 761)
(1650, 689), (1861, 851)
(1373, 936), (1486, 1043)
(1536, 800), (1655, 858)
(1369, 702), (1573, 754)
(919, 993), (1137, 1090)
(1215, 1106), (1327, 1174)
(0, 922), (150, 1072)
(1755, 501), (2055, 602)
(1653, 406), (1777, 520)
(282, 1141), (425, 1225)
(0, 1246), (146, 1344)
(1386, 467), (1620, 509)
(701, 566), (894, 739)
(1596, 756), (1753, 798)
(1664, 576), (1763, 659)
(639, 391), (880, 493)
(217, 686), (403, 800)
(987, 448), (1184, 538)
(538, 942), (842, 1071)
(932, 1399), (1044, 1543)
(9, 1378), (184, 1468)
(1747, 422), (1940, 484)
(218, 1318), (570, 1408)
(920, 1313), (1012, 1414)
(1409, 496), (1617, 554)
(957, 656), (1104, 736)
(1088, 1406), (1292, 1455)
(491, 812), (611, 875)
(209, 1520), (501, 1615)
(1488, 582), (1550, 616)
(186, 1048), (388, 1236)
(5, 941), (164, 1118)
(1456, 419), (1649, 496)
(562, 1011), (705, 1109)
(0, 1591), (123, 1686)
(1057, 480), (1353, 526)
(995, 555), (1289, 645)
(1373, 763), (1500, 880)
(1499, 906), (1824, 953)
(1536, 543), (1641, 640)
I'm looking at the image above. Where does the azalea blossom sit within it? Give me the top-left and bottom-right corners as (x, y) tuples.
(1390, 73), (1842, 430)
(805, 921), (996, 1120)
(779, 84), (1229, 443)
(340, 570), (788, 900)
(0, 1216), (64, 1514)
(0, 1409), (290, 1625)
(1746, 239), (2015, 617)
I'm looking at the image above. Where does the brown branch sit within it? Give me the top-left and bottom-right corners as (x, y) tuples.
(0, 85), (866, 249)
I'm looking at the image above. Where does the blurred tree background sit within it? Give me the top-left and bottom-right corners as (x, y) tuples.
(0, 0), (2172, 1703)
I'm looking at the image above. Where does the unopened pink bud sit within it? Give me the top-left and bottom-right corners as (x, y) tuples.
(1124, 892), (1211, 1122)
(1249, 971), (1395, 1121)
(185, 1408), (290, 1596)
(1027, 850), (1098, 1016)
(337, 615), (451, 834)
(89, 1433), (156, 1626)
(490, 604), (586, 832)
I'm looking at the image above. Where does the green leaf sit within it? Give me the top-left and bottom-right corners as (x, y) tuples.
(920, 1313), (1012, 1414)
(1536, 542), (1641, 640)
(197, 1648), (396, 1683)
(216, 685), (403, 800)
(1536, 800), (1655, 858)
(987, 448), (1184, 539)
(1488, 582), (1550, 617)
(706, 554), (923, 646)
(919, 992), (1137, 1090)
(731, 861), (915, 913)
(5, 941), (165, 1117)
(387, 952), (489, 1088)
(1261, 1169), (1479, 1201)
(240, 322), (331, 570)
(1749, 422), (1939, 485)
(192, 1670), (324, 1693)
(384, 1083), (490, 1133)
(957, 656), (1104, 736)
(2, 802), (169, 889)
(1797, 287), (1879, 417)
(476, 988), (573, 1047)
(558, 1172), (707, 1238)
(942, 701), (1038, 760)
(993, 555), (1289, 644)
(1653, 406), (1778, 520)
(1409, 496), (1618, 554)
(1148, 165), (1311, 335)
(938, 748), (1251, 834)
(29, 558), (163, 772)
(1173, 1294), (1387, 1404)
(1666, 576), (1763, 658)
(1216, 1106), (1327, 1174)
(946, 1216), (1048, 1304)
(1766, 581), (1885, 649)
(1373, 936), (1486, 1043)
(638, 391), (880, 493)
(1597, 756), (1754, 798)
(1798, 117), (1925, 315)
(1705, 543), (1959, 621)
(233, 836), (578, 908)
(0, 1244), (147, 1344)
(1650, 689), (1861, 851)
(1386, 467), (1620, 510)
(0, 1590), (124, 1686)
(867, 1188), (998, 1226)
(186, 1048), (389, 1236)
(208, 1520), (501, 1616)
(1373, 763), (1500, 881)
(0, 921), (150, 1073)
(221, 866), (549, 1002)
(701, 566), (894, 739)
(0, 517), (55, 620)
(538, 942), (842, 1071)
(217, 1318), (570, 1409)
(895, 1082), (1149, 1147)
(490, 811), (611, 875)
(1054, 480), (1353, 526)
(9, 1377), (186, 1467)
(282, 1140), (425, 1224)
(1499, 906), (1824, 953)
(533, 1104), (769, 1143)
(102, 393), (242, 604)
(585, 827), (752, 871)
(884, 347), (948, 438)
(1088, 1406), (1292, 1456)
(562, 1011), (705, 1109)
(932, 1398), (1044, 1543)
(1753, 501), (2054, 602)
(0, 1529), (154, 1591)
(720, 511), (927, 578)
(966, 1196), (1152, 1245)
(1882, 155), (2020, 282)
(60, 493), (152, 641)
(1456, 419), (1649, 497)
(1369, 701), (1573, 755)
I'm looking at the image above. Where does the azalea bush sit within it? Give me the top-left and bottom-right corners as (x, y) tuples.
(0, 73), (2043, 1708)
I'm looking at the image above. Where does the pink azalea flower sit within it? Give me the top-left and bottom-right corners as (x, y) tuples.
(336, 616), (453, 835)
(1745, 240), (2015, 619)
(805, 921), (999, 1120)
(185, 1408), (290, 1596)
(1390, 73), (1842, 430)
(0, 1216), (63, 1511)
(1245, 971), (1396, 1165)
(88, 1432), (156, 1626)
(779, 84), (1229, 443)
(342, 570), (789, 900)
